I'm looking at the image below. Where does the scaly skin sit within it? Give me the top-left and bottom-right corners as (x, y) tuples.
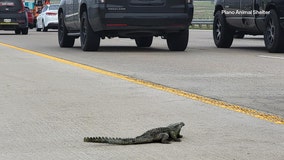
(84, 122), (185, 145)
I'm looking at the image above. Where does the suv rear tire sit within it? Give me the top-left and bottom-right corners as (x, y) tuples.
(15, 29), (21, 34)
(264, 9), (284, 53)
(80, 11), (100, 51)
(58, 11), (75, 47)
(213, 10), (234, 48)
(234, 31), (245, 39)
(135, 37), (153, 47)
(22, 28), (28, 35)
(167, 29), (189, 51)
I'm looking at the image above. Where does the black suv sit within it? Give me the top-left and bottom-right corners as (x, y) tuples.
(58, 0), (194, 51)
(0, 0), (29, 34)
(213, 0), (284, 53)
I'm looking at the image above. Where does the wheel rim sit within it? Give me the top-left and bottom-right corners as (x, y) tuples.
(267, 18), (275, 45)
(215, 19), (222, 41)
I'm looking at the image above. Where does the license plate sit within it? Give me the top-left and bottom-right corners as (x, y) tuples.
(4, 19), (11, 23)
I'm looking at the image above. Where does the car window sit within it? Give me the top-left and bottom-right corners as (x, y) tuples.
(49, 5), (59, 10)
(41, 6), (47, 12)
(0, 0), (22, 12)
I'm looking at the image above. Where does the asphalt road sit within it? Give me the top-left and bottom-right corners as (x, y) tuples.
(1, 29), (284, 118)
(0, 29), (284, 160)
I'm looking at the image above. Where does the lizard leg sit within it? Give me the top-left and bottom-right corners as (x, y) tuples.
(158, 133), (170, 144)
(170, 131), (181, 142)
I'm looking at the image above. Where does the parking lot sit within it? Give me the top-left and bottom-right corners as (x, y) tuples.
(0, 29), (284, 160)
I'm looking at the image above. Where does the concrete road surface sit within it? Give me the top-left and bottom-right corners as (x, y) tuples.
(0, 31), (284, 159)
(1, 30), (284, 119)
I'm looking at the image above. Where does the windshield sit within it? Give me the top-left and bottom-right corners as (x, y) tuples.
(0, 0), (22, 12)
(49, 4), (59, 10)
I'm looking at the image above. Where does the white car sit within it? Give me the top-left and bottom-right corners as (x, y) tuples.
(36, 4), (59, 32)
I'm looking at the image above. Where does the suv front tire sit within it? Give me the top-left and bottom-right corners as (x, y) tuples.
(80, 11), (100, 51)
(213, 10), (234, 48)
(58, 11), (75, 47)
(264, 9), (284, 53)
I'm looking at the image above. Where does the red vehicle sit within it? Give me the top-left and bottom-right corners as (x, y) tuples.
(25, 7), (34, 29)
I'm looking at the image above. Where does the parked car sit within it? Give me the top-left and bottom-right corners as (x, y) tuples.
(0, 0), (29, 34)
(36, 4), (59, 32)
(58, 0), (194, 51)
(213, 0), (284, 53)
(25, 7), (34, 29)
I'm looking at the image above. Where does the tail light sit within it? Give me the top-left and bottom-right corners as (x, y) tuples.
(17, 19), (26, 23)
(46, 12), (57, 16)
(18, 9), (25, 13)
(18, 4), (25, 13)
(187, 0), (193, 3)
(98, 0), (105, 3)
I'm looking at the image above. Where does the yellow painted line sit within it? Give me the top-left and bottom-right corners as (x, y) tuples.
(1, 42), (284, 125)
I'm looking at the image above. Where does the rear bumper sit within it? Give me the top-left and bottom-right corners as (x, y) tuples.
(0, 23), (27, 30)
(100, 13), (192, 37)
(89, 4), (194, 32)
(104, 13), (190, 29)
(46, 21), (58, 29)
(45, 16), (58, 28)
(47, 23), (58, 29)
(0, 13), (28, 30)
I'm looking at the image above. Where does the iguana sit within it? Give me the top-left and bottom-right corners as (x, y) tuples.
(83, 122), (185, 145)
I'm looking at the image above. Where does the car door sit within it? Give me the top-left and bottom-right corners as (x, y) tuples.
(63, 0), (75, 30)
(240, 0), (258, 31)
(41, 6), (48, 26)
(254, 0), (266, 32)
(37, 6), (47, 28)
(72, 0), (79, 30)
(224, 0), (241, 28)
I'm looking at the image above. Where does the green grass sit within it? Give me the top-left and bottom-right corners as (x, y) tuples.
(191, 1), (215, 29)
(190, 25), (213, 30)
(193, 1), (215, 20)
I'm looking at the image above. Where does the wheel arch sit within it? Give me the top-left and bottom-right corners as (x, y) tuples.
(58, 8), (63, 15)
(214, 5), (223, 15)
(265, 3), (279, 17)
(80, 3), (87, 18)
(42, 18), (45, 27)
(79, 2), (103, 33)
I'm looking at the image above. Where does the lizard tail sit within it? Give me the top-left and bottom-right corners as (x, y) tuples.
(84, 137), (137, 145)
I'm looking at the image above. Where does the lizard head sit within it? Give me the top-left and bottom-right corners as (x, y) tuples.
(168, 122), (185, 132)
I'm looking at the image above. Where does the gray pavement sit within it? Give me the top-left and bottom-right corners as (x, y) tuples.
(1, 40), (284, 160)
(1, 30), (283, 119)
